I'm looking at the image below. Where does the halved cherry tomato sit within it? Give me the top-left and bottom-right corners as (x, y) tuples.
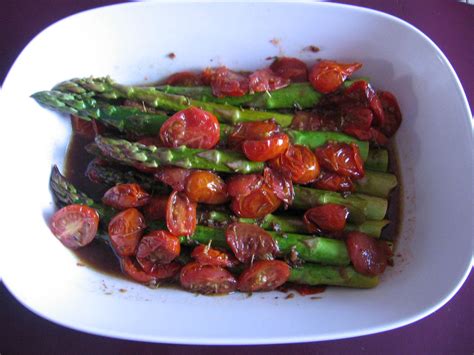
(312, 170), (354, 192)
(159, 107), (220, 149)
(137, 136), (162, 146)
(342, 107), (373, 131)
(154, 167), (191, 192)
(237, 260), (290, 292)
(205, 66), (249, 97)
(304, 204), (348, 233)
(344, 80), (384, 125)
(179, 262), (237, 294)
(70, 115), (105, 138)
(263, 167), (294, 205)
(50, 204), (99, 249)
(309, 60), (362, 94)
(230, 184), (281, 218)
(242, 133), (289, 162)
(225, 222), (278, 264)
(248, 68), (290, 93)
(378, 91), (402, 137)
(191, 245), (238, 268)
(226, 174), (264, 198)
(121, 256), (181, 284)
(314, 142), (365, 179)
(166, 191), (197, 236)
(184, 171), (228, 204)
(142, 195), (169, 221)
(108, 208), (146, 256)
(136, 230), (181, 270)
(227, 120), (280, 150)
(102, 183), (150, 210)
(269, 144), (320, 184)
(346, 231), (392, 276)
(370, 127), (389, 146)
(270, 57), (308, 82)
(165, 71), (203, 86)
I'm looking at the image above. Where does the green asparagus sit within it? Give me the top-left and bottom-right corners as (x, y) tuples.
(365, 148), (389, 172)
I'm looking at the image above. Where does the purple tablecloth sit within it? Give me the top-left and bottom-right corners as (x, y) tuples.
(1, 1), (473, 353)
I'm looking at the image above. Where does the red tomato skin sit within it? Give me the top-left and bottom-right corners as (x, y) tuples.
(270, 57), (308, 82)
(154, 167), (191, 192)
(378, 91), (402, 137)
(346, 231), (392, 276)
(314, 142), (365, 179)
(102, 183), (150, 210)
(227, 120), (280, 150)
(191, 245), (238, 268)
(263, 167), (294, 205)
(303, 204), (349, 233)
(108, 208), (146, 256)
(237, 260), (290, 292)
(165, 71), (203, 86)
(184, 171), (228, 204)
(312, 170), (355, 193)
(179, 262), (237, 294)
(225, 222), (278, 264)
(230, 184), (282, 218)
(70, 115), (105, 138)
(309, 60), (362, 94)
(137, 136), (162, 147)
(226, 174), (264, 198)
(242, 133), (290, 162)
(136, 230), (181, 270)
(50, 204), (99, 249)
(248, 68), (290, 93)
(166, 191), (197, 237)
(121, 256), (181, 284)
(344, 80), (384, 126)
(159, 107), (220, 149)
(142, 195), (169, 221)
(205, 66), (250, 97)
(269, 144), (320, 184)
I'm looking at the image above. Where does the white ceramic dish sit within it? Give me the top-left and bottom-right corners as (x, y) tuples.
(0, 1), (472, 345)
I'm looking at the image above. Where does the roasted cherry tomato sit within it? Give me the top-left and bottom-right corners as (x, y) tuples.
(227, 120), (280, 150)
(230, 184), (281, 218)
(309, 60), (362, 94)
(344, 80), (384, 125)
(342, 107), (373, 131)
(102, 183), (150, 210)
(269, 144), (320, 184)
(242, 133), (289, 162)
(50, 204), (99, 249)
(184, 171), (228, 204)
(314, 142), (365, 179)
(165, 71), (203, 86)
(136, 230), (181, 270)
(154, 167), (191, 192)
(191, 245), (238, 268)
(142, 195), (169, 221)
(346, 231), (392, 276)
(137, 136), (162, 146)
(226, 174), (264, 198)
(312, 170), (354, 192)
(290, 111), (340, 132)
(108, 208), (146, 256)
(248, 68), (290, 93)
(166, 191), (197, 236)
(237, 260), (290, 292)
(70, 115), (105, 138)
(270, 57), (308, 82)
(304, 204), (349, 233)
(121, 256), (181, 284)
(179, 262), (237, 294)
(225, 222), (278, 264)
(370, 127), (389, 146)
(263, 167), (294, 205)
(159, 107), (220, 149)
(378, 91), (402, 137)
(204, 66), (249, 97)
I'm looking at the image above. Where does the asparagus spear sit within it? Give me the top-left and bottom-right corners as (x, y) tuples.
(354, 170), (397, 198)
(365, 148), (389, 172)
(53, 77), (295, 127)
(289, 264), (379, 288)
